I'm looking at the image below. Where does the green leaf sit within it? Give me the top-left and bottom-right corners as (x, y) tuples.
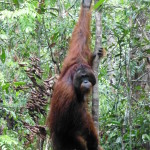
(0, 48), (6, 63)
(10, 111), (16, 119)
(0, 34), (8, 40)
(14, 81), (26, 86)
(13, 0), (19, 7)
(0, 135), (18, 145)
(18, 0), (23, 3)
(50, 0), (57, 6)
(135, 86), (141, 90)
(50, 12), (57, 17)
(142, 134), (150, 142)
(2, 83), (10, 92)
(120, 0), (124, 4)
(146, 49), (150, 54)
(110, 121), (121, 126)
(111, 84), (118, 89)
(25, 27), (33, 33)
(94, 0), (105, 10)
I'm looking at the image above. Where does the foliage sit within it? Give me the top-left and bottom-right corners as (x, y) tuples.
(0, 0), (150, 150)
(98, 0), (150, 149)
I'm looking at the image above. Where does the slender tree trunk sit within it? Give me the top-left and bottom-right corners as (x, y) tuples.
(36, 1), (45, 149)
(107, 32), (116, 92)
(92, 0), (103, 132)
(37, 137), (44, 150)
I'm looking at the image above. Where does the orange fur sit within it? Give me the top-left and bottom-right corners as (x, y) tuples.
(47, 5), (101, 150)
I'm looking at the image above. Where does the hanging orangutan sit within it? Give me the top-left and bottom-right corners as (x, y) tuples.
(47, 0), (103, 149)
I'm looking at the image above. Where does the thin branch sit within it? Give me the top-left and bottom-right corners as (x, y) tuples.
(42, 17), (60, 73)
(133, 70), (150, 81)
(67, 0), (78, 11)
(132, 80), (150, 83)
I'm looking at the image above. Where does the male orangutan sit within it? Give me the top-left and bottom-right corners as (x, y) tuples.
(47, 0), (103, 149)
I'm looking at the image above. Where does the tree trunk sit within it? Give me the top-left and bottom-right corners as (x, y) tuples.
(92, 0), (103, 132)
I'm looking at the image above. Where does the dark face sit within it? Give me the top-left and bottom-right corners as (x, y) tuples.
(73, 67), (96, 96)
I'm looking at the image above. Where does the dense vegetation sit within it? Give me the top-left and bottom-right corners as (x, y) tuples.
(0, 0), (150, 150)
